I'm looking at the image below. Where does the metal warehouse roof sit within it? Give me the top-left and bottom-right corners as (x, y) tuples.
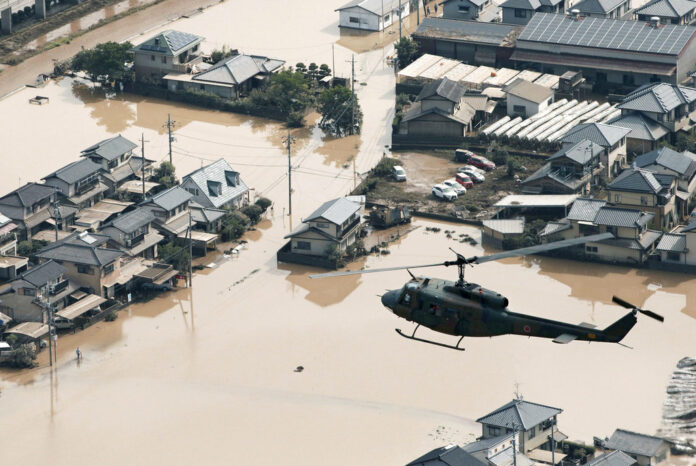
(476, 399), (562, 430)
(657, 232), (686, 251)
(482, 218), (525, 234)
(604, 429), (668, 457)
(518, 13), (696, 55)
(414, 17), (521, 46)
(618, 82), (696, 113)
(635, 0), (696, 18)
(495, 194), (579, 208)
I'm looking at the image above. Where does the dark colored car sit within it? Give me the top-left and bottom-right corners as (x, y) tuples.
(455, 149), (496, 171)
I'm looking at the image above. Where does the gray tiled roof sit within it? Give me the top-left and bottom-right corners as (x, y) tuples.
(540, 220), (572, 236)
(635, 0), (696, 18)
(682, 218), (696, 231)
(500, 0), (541, 9)
(657, 232), (686, 251)
(476, 399), (562, 430)
(414, 18), (521, 46)
(488, 448), (534, 466)
(43, 159), (102, 185)
(587, 450), (637, 466)
(573, 0), (625, 14)
(549, 139), (603, 165)
(189, 204), (226, 224)
(20, 260), (65, 288)
(605, 429), (668, 457)
(146, 186), (193, 212)
(418, 78), (467, 103)
(518, 13), (696, 55)
(81, 135), (137, 162)
(594, 207), (654, 228)
(406, 445), (488, 466)
(182, 159), (249, 209)
(462, 433), (514, 453)
(567, 198), (607, 221)
(607, 114), (668, 142)
(403, 104), (475, 126)
(37, 232), (123, 267)
(336, 0), (404, 14)
(134, 30), (204, 56)
(192, 54), (285, 86)
(305, 198), (360, 225)
(504, 78), (554, 104)
(608, 168), (662, 194)
(634, 147), (696, 178)
(106, 208), (155, 233)
(0, 183), (54, 208)
(618, 83), (696, 114)
(561, 123), (631, 148)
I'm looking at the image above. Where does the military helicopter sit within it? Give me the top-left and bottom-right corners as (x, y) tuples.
(310, 233), (664, 351)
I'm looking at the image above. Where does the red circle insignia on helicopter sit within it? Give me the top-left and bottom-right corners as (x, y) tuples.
(523, 325), (531, 333)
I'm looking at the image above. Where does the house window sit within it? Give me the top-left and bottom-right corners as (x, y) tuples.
(513, 105), (526, 115)
(103, 263), (114, 275)
(623, 74), (635, 86)
(349, 16), (360, 23)
(458, 5), (470, 12)
(383, 14), (390, 22)
(77, 265), (91, 274)
(317, 222), (329, 229)
(161, 56), (167, 64)
(667, 251), (681, 261)
(514, 8), (527, 17)
(489, 426), (501, 436)
(529, 426), (536, 439)
(614, 194), (620, 202)
(640, 196), (649, 206)
(586, 246), (598, 253)
(295, 241), (311, 250)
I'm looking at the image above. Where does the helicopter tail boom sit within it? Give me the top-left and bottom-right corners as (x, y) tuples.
(602, 312), (638, 343)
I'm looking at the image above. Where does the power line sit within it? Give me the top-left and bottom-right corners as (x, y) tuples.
(175, 133), (279, 150)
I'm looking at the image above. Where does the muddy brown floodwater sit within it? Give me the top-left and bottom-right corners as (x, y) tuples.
(0, 1), (694, 464)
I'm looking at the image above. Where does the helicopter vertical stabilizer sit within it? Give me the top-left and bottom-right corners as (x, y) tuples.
(603, 312), (638, 343)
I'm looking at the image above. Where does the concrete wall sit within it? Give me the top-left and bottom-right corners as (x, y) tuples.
(167, 79), (237, 99)
(407, 114), (467, 136)
(339, 3), (410, 31)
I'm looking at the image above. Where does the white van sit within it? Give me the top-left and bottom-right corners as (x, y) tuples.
(392, 165), (407, 181)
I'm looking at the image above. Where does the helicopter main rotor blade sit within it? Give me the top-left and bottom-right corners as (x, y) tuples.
(472, 232), (614, 264)
(309, 262), (446, 279)
(612, 296), (635, 309)
(612, 296), (664, 322)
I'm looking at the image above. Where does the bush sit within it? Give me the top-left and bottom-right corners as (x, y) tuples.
(287, 110), (305, 128)
(326, 244), (345, 268)
(7, 343), (37, 368)
(255, 197), (272, 212)
(221, 214), (247, 241)
(17, 240), (48, 257)
(372, 157), (400, 177)
(104, 312), (118, 322)
(158, 241), (190, 272)
(507, 157), (520, 177)
(241, 204), (263, 224)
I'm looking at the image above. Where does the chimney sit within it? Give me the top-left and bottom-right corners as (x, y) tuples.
(650, 16), (660, 27)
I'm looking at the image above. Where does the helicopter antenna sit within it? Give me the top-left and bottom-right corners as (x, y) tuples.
(407, 269), (416, 280)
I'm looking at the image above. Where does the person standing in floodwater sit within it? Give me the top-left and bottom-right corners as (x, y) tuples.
(76, 347), (82, 360)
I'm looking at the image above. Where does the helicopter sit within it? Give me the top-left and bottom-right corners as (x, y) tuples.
(310, 233), (664, 351)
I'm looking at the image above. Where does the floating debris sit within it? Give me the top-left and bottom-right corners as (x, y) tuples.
(294, 366), (304, 373)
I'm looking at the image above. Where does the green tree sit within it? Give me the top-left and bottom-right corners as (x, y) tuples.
(17, 240), (47, 257)
(7, 344), (37, 368)
(210, 45), (237, 64)
(242, 204), (263, 224)
(318, 85), (363, 136)
(394, 37), (419, 69)
(255, 197), (272, 212)
(251, 70), (311, 123)
(154, 161), (177, 188)
(295, 62), (307, 75)
(318, 64), (331, 79)
(71, 41), (134, 82)
(158, 241), (190, 272)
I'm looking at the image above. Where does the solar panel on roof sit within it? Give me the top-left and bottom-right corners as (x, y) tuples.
(139, 44), (168, 53)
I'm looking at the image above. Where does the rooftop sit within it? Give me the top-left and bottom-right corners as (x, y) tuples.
(191, 54), (285, 86)
(586, 450), (637, 466)
(594, 206), (654, 228)
(43, 158), (102, 185)
(494, 194), (579, 208)
(105, 207), (155, 234)
(80, 135), (137, 162)
(618, 82), (696, 114)
(567, 198), (608, 221)
(518, 12), (696, 56)
(606, 114), (668, 142)
(305, 198), (361, 225)
(549, 139), (604, 165)
(476, 399), (562, 430)
(406, 444), (488, 466)
(573, 0), (625, 14)
(462, 433), (514, 453)
(657, 232), (686, 251)
(634, 146), (696, 178)
(336, 0), (404, 14)
(20, 260), (65, 288)
(414, 17), (521, 47)
(0, 183), (55, 208)
(561, 122), (631, 148)
(134, 30), (204, 56)
(608, 168), (664, 194)
(635, 0), (696, 18)
(504, 78), (554, 104)
(182, 158), (249, 209)
(37, 232), (123, 267)
(145, 186), (193, 211)
(604, 429), (668, 457)
(418, 77), (467, 103)
(482, 218), (525, 234)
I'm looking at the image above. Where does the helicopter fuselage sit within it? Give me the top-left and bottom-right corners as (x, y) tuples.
(381, 277), (637, 344)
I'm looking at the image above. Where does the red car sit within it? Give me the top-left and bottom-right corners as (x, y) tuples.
(455, 173), (474, 189)
(457, 150), (496, 171)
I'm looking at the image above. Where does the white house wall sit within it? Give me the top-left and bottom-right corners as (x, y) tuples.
(338, 3), (410, 31)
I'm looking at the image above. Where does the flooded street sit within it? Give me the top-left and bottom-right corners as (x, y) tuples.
(0, 0), (695, 464)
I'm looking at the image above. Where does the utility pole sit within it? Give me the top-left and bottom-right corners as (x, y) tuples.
(51, 188), (61, 242)
(163, 114), (176, 165)
(417, 0), (420, 24)
(332, 43), (335, 81)
(141, 133), (147, 199)
(510, 423), (519, 466)
(282, 130), (295, 216)
(45, 295), (56, 367)
(350, 54), (356, 136)
(188, 211), (193, 288)
(399, 0), (403, 38)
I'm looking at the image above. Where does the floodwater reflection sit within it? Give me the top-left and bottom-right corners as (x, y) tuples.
(279, 259), (365, 307)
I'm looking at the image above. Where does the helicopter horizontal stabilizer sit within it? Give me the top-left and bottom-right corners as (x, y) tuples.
(578, 322), (596, 329)
(553, 333), (578, 344)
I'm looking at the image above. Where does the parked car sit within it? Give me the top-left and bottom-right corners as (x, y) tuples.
(455, 173), (474, 189)
(457, 165), (484, 175)
(459, 169), (485, 183)
(392, 165), (407, 181)
(456, 150), (495, 171)
(442, 179), (467, 195)
(432, 184), (457, 201)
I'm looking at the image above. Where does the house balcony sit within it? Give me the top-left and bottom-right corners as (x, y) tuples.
(338, 217), (361, 239)
(49, 279), (69, 296)
(172, 55), (204, 73)
(126, 232), (146, 247)
(75, 178), (99, 195)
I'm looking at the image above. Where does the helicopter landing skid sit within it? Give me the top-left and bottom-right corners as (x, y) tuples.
(395, 325), (466, 351)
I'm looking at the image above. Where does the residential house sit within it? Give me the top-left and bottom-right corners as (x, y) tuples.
(587, 450), (638, 466)
(463, 433), (535, 466)
(189, 202), (226, 233)
(42, 159), (107, 210)
(616, 83), (696, 134)
(635, 0), (696, 25)
(510, 13), (696, 86)
(181, 159), (249, 210)
(655, 218), (696, 264)
(164, 54), (285, 99)
(133, 30), (204, 82)
(73, 199), (132, 232)
(0, 183), (58, 239)
(141, 186), (193, 238)
(442, 0), (500, 22)
(505, 78), (554, 117)
(79, 135), (153, 192)
(573, 0), (631, 19)
(540, 198), (661, 263)
(522, 139), (604, 194)
(561, 122), (631, 178)
(280, 198), (362, 265)
(607, 113), (669, 154)
(35, 231), (124, 298)
(0, 294), (44, 326)
(0, 213), (18, 256)
(607, 167), (678, 228)
(500, 0), (565, 25)
(481, 218), (525, 248)
(401, 77), (475, 138)
(603, 429), (671, 465)
(633, 146), (696, 218)
(0, 255), (28, 282)
(335, 0), (410, 31)
(476, 399), (566, 454)
(100, 208), (163, 259)
(405, 444), (488, 466)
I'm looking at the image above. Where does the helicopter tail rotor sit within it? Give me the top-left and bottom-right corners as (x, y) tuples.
(612, 296), (664, 322)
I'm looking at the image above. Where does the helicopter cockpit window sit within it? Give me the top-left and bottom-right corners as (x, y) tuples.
(402, 293), (412, 305)
(406, 282), (419, 291)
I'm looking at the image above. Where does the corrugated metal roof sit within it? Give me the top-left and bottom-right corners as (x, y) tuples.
(505, 78), (554, 103)
(635, 0), (696, 18)
(657, 232), (686, 251)
(608, 168), (663, 193)
(414, 17), (521, 46)
(594, 206), (654, 227)
(605, 429), (667, 457)
(417, 77), (467, 103)
(182, 159), (249, 209)
(634, 146), (696, 177)
(476, 399), (562, 430)
(549, 139), (604, 164)
(81, 135), (137, 162)
(587, 450), (638, 466)
(518, 13), (696, 55)
(574, 0), (625, 14)
(617, 82), (696, 113)
(305, 198), (360, 225)
(482, 218), (525, 234)
(607, 114), (668, 142)
(43, 159), (102, 185)
(561, 123), (631, 147)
